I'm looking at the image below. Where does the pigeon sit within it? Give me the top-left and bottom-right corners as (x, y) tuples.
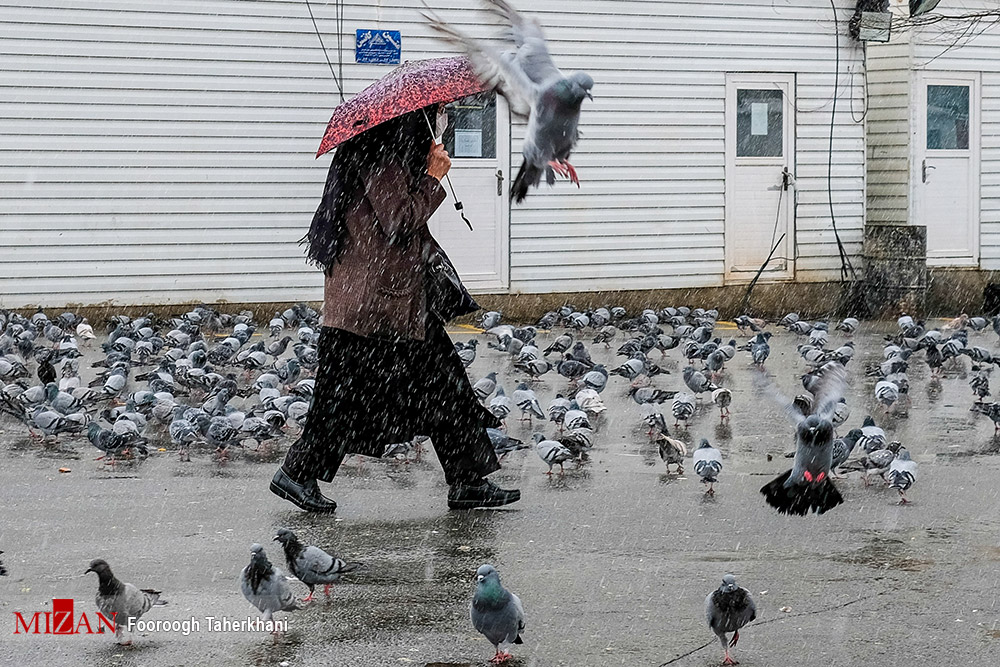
(886, 448), (918, 504)
(843, 441), (901, 486)
(656, 432), (687, 474)
(427, 1), (593, 203)
(971, 401), (1000, 432)
(670, 392), (695, 427)
(513, 383), (544, 423)
(761, 413), (843, 515)
(480, 310), (503, 330)
(711, 386), (732, 421)
(533, 432), (573, 474)
(830, 428), (863, 476)
(488, 428), (528, 458)
(85, 559), (166, 645)
(547, 393), (571, 428)
(240, 543), (301, 627)
(693, 439), (723, 495)
(474, 372), (499, 402)
(488, 385), (515, 422)
(273, 528), (361, 602)
(858, 415), (887, 452)
(706, 574), (756, 666)
(760, 365), (847, 515)
(836, 317), (860, 335)
(0, 550), (6, 577)
(470, 564), (525, 664)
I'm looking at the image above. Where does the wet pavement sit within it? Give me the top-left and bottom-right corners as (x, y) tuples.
(2, 320), (1000, 666)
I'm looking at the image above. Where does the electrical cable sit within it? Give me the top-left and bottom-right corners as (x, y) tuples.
(305, 0), (345, 102)
(829, 0), (858, 283)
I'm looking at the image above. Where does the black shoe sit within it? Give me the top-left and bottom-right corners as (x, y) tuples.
(270, 468), (338, 513)
(448, 478), (521, 510)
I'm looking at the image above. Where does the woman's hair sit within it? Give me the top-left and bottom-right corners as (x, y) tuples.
(302, 106), (435, 269)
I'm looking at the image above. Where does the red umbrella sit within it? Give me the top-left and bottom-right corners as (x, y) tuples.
(316, 56), (489, 158)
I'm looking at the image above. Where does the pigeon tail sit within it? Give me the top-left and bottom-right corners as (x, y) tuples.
(760, 470), (844, 516)
(510, 160), (542, 204)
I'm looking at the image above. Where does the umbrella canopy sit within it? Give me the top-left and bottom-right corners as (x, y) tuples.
(316, 56), (489, 158)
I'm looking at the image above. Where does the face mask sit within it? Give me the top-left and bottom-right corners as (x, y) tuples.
(435, 106), (449, 139)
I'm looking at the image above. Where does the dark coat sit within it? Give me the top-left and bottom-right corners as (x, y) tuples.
(322, 156), (447, 342)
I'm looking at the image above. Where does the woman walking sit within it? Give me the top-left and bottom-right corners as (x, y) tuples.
(270, 104), (520, 513)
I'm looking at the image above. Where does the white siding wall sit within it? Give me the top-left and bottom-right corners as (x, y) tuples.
(0, 0), (865, 308)
(865, 0), (911, 226)
(908, 1), (1000, 268)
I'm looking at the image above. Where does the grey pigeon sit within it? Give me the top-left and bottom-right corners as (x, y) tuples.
(711, 386), (732, 421)
(683, 366), (718, 396)
(473, 372), (498, 402)
(488, 385), (515, 422)
(488, 428), (529, 458)
(693, 439), (723, 495)
(470, 564), (525, 663)
(533, 432), (573, 474)
(706, 574), (756, 666)
(273, 528), (361, 601)
(427, 1), (593, 203)
(240, 543), (301, 627)
(513, 382), (544, 423)
(830, 428), (863, 475)
(85, 559), (166, 645)
(0, 550), (6, 577)
(671, 393), (695, 427)
(760, 366), (847, 515)
(887, 448), (918, 504)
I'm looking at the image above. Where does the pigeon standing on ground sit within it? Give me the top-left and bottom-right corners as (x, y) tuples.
(470, 564), (525, 664)
(706, 574), (756, 666)
(426, 0), (594, 203)
(693, 439), (723, 495)
(887, 448), (918, 504)
(513, 382), (545, 423)
(474, 372), (498, 402)
(0, 550), (6, 577)
(657, 432), (687, 474)
(273, 528), (361, 602)
(533, 432), (573, 474)
(85, 559), (166, 645)
(240, 543), (301, 628)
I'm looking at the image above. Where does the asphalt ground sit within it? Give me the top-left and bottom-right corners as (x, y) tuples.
(1, 320), (999, 666)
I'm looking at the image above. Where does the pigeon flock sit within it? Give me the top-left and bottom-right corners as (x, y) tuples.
(3, 301), (999, 661)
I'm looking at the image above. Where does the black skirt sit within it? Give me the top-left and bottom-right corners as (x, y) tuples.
(282, 319), (501, 485)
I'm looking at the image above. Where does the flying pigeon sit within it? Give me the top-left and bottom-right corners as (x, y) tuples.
(706, 574), (756, 666)
(470, 564), (525, 664)
(426, 1), (593, 203)
(693, 439), (723, 495)
(85, 559), (166, 645)
(760, 366), (847, 515)
(240, 543), (301, 628)
(273, 528), (361, 602)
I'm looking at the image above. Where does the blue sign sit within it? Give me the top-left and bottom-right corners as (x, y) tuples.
(355, 29), (401, 65)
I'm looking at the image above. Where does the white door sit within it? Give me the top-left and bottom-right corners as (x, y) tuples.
(916, 74), (980, 266)
(428, 91), (510, 292)
(724, 74), (795, 282)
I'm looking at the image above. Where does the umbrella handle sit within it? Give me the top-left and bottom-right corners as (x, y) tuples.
(423, 109), (473, 232)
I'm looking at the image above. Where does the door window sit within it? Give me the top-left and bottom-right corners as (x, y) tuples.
(927, 84), (969, 150)
(442, 91), (497, 159)
(735, 89), (784, 157)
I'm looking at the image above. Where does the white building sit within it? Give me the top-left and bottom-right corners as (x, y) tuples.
(0, 0), (866, 309)
(867, 0), (1000, 270)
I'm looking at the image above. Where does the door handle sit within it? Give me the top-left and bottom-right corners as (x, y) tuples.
(496, 169), (504, 196)
(922, 159), (936, 183)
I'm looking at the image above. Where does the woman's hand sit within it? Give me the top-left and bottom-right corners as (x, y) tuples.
(427, 143), (452, 181)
